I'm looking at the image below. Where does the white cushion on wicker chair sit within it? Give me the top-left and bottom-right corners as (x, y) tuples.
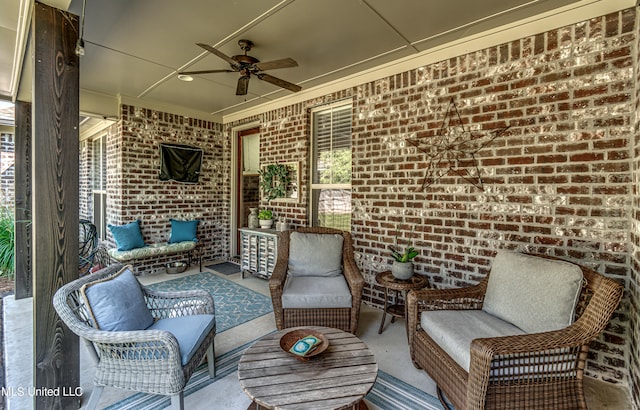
(288, 232), (344, 277)
(281, 275), (352, 308)
(421, 310), (526, 371)
(482, 250), (583, 333)
(148, 314), (216, 365)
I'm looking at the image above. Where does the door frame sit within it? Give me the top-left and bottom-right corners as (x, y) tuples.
(230, 121), (261, 256)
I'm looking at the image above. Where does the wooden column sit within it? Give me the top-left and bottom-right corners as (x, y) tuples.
(14, 100), (32, 300)
(32, 3), (80, 409)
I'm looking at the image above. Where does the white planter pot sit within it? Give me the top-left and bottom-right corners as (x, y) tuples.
(259, 219), (273, 229)
(391, 261), (414, 280)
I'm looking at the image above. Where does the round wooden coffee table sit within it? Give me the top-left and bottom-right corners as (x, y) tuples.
(238, 326), (378, 410)
(375, 271), (428, 335)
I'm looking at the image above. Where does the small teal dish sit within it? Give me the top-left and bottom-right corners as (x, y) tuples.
(280, 329), (329, 361)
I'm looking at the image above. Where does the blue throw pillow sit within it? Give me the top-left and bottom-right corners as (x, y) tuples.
(108, 220), (145, 251)
(80, 266), (155, 331)
(169, 219), (199, 243)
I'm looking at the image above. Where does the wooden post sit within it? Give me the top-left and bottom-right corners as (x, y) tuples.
(14, 100), (32, 300)
(32, 3), (80, 408)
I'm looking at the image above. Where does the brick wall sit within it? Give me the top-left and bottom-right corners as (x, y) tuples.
(630, 4), (640, 406)
(226, 9), (636, 386)
(106, 105), (228, 274)
(0, 133), (14, 206)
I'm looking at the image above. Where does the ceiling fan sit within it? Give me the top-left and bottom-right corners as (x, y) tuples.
(180, 39), (302, 96)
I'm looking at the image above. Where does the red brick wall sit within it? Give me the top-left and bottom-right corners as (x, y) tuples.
(106, 105), (229, 274)
(630, 4), (640, 406)
(0, 133), (14, 206)
(227, 9), (636, 385)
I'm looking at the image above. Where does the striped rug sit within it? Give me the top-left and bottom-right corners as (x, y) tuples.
(106, 335), (444, 410)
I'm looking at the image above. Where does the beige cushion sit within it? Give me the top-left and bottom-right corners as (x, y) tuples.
(482, 250), (583, 333)
(288, 232), (344, 277)
(421, 310), (525, 371)
(281, 275), (352, 309)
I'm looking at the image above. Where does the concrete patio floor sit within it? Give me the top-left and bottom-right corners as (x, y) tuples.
(2, 267), (633, 409)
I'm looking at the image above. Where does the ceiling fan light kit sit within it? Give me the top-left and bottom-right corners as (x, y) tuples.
(179, 39), (301, 96)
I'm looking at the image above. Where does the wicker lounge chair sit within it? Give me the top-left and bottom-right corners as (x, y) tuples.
(269, 227), (364, 334)
(407, 251), (623, 410)
(53, 264), (216, 410)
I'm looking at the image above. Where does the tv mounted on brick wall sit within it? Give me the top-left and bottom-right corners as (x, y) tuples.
(159, 143), (203, 184)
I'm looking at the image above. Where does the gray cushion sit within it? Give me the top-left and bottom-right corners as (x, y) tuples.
(281, 275), (352, 309)
(147, 314), (215, 365)
(288, 232), (344, 277)
(482, 250), (583, 333)
(421, 310), (526, 371)
(81, 266), (154, 331)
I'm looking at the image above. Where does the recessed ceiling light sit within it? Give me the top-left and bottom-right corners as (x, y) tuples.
(178, 74), (194, 82)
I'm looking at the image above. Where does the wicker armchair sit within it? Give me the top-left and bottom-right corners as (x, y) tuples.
(53, 264), (216, 410)
(269, 227), (364, 334)
(407, 253), (623, 410)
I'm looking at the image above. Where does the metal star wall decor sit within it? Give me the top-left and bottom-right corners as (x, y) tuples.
(407, 98), (509, 191)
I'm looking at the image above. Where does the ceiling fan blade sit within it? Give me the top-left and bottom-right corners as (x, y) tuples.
(196, 43), (239, 69)
(257, 73), (302, 92)
(253, 58), (298, 71)
(236, 76), (250, 95)
(179, 69), (235, 75)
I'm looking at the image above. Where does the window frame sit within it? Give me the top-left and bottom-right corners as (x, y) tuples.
(309, 101), (353, 229)
(91, 133), (107, 240)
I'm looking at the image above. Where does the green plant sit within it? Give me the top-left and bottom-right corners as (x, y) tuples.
(0, 207), (15, 277)
(389, 245), (418, 263)
(389, 227), (418, 263)
(259, 164), (292, 200)
(258, 209), (273, 220)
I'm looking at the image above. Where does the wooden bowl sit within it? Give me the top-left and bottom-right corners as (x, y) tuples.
(279, 329), (329, 361)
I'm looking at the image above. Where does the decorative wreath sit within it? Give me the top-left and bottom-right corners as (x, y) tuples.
(259, 164), (292, 200)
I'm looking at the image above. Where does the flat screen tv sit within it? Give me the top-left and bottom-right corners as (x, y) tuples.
(159, 143), (203, 184)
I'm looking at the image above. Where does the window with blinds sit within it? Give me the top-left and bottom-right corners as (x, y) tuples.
(310, 103), (352, 230)
(92, 135), (107, 239)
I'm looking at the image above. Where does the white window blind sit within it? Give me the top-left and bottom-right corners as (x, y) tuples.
(310, 103), (352, 230)
(92, 135), (107, 239)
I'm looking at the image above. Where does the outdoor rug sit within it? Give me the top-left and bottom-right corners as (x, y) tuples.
(106, 335), (444, 410)
(146, 271), (272, 333)
(205, 261), (241, 275)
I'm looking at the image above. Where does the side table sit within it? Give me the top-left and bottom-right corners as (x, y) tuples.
(375, 271), (428, 335)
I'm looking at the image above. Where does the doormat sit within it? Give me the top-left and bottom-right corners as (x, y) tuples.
(205, 261), (241, 275)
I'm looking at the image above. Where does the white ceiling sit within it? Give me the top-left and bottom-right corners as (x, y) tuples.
(0, 0), (635, 124)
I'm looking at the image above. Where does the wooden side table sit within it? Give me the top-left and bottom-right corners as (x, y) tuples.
(375, 271), (428, 335)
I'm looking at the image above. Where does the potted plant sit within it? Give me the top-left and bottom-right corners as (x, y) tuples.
(258, 209), (274, 229)
(389, 233), (418, 280)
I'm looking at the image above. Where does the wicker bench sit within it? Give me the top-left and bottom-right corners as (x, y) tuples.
(107, 241), (202, 272)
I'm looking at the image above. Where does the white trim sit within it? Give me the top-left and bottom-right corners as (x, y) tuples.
(230, 121), (261, 256)
(79, 118), (115, 141)
(118, 94), (223, 123)
(10, 0), (33, 101)
(222, 0), (635, 123)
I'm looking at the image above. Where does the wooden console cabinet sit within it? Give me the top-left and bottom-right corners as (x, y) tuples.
(239, 228), (279, 279)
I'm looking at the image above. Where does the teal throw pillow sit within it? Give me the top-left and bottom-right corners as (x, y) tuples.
(169, 219), (199, 243)
(108, 220), (145, 251)
(80, 266), (154, 331)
